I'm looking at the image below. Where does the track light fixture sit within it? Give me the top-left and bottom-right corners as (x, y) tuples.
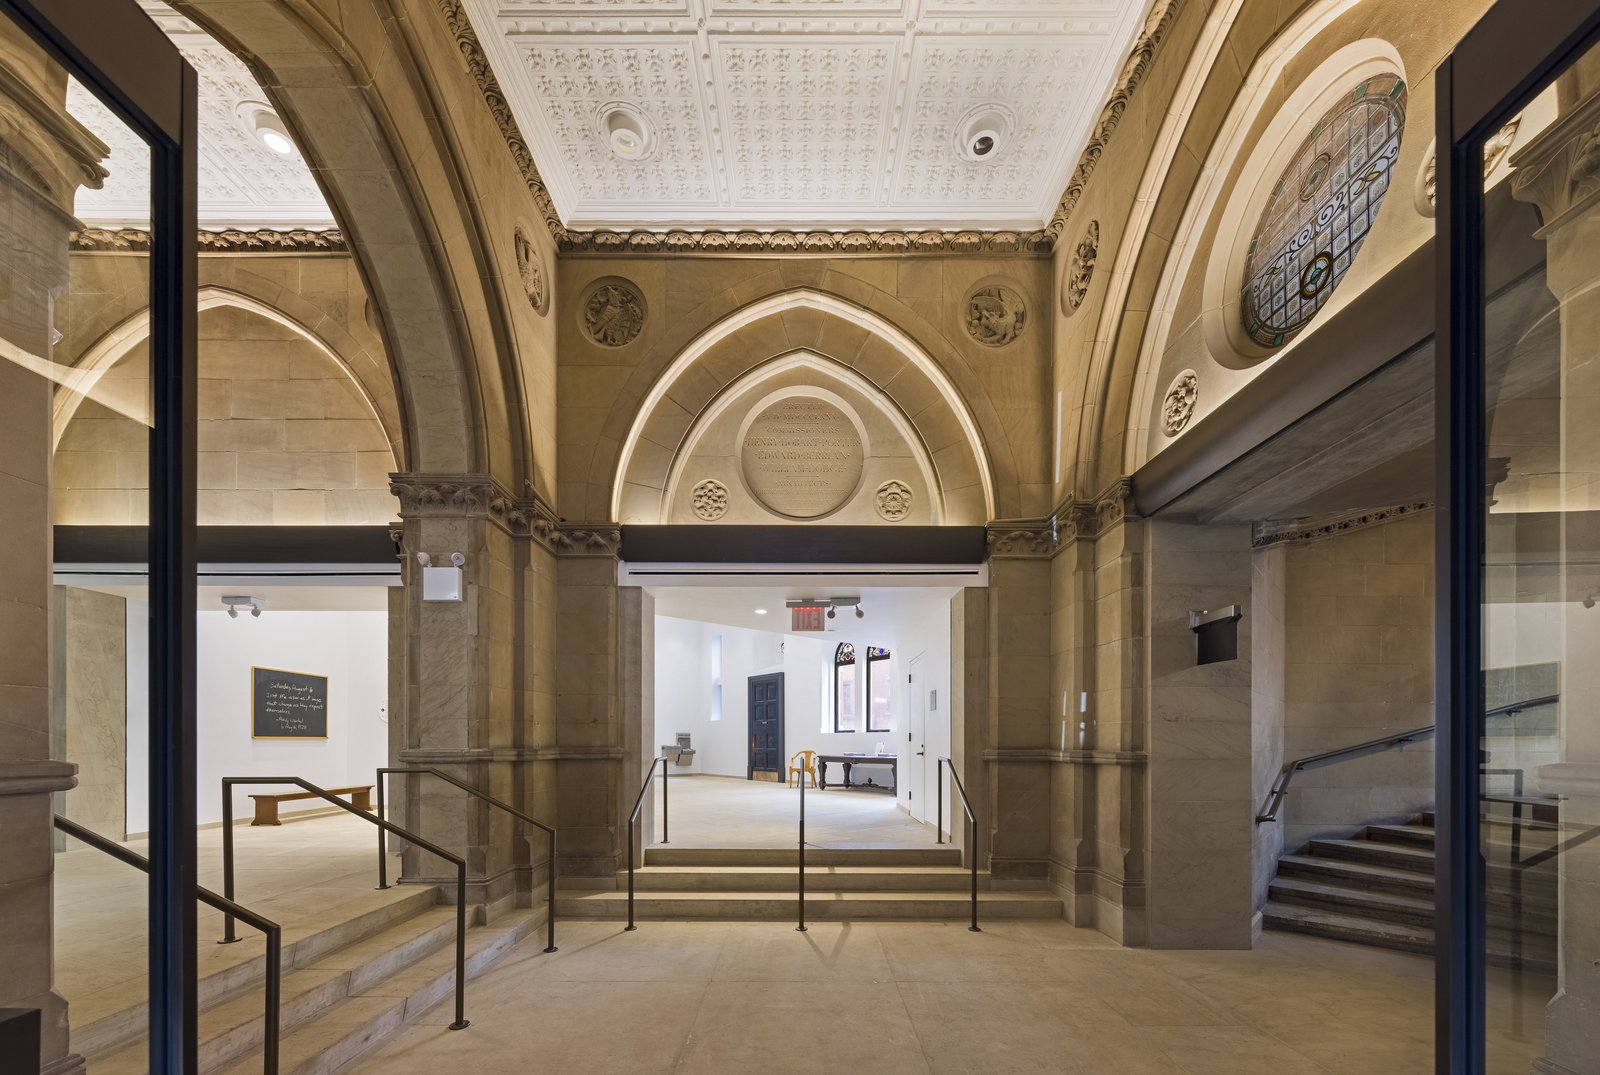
(222, 595), (264, 619)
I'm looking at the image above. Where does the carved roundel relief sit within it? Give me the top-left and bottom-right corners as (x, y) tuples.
(1162, 369), (1198, 437)
(513, 225), (548, 316)
(690, 478), (729, 521)
(1241, 73), (1407, 350)
(964, 283), (1027, 347)
(739, 394), (865, 520)
(875, 480), (913, 522)
(1414, 119), (1522, 219)
(1062, 219), (1099, 316)
(581, 278), (645, 347)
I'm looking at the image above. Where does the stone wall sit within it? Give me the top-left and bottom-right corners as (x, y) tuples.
(52, 587), (126, 842)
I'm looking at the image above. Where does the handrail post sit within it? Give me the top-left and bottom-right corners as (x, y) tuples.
(797, 767), (806, 932)
(221, 779), (237, 944)
(263, 925), (281, 1073)
(968, 808), (980, 933)
(936, 758), (944, 844)
(450, 863), (469, 1030)
(625, 805), (637, 931)
(662, 753), (670, 844)
(376, 770), (389, 889)
(545, 828), (559, 953)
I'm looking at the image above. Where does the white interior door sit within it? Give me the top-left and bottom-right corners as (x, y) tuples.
(906, 652), (926, 822)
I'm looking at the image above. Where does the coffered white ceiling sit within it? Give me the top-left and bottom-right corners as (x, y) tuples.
(463, 0), (1154, 230)
(67, 2), (334, 230)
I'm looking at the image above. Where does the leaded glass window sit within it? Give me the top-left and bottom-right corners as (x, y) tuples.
(1241, 73), (1407, 349)
(866, 647), (892, 733)
(833, 642), (857, 733)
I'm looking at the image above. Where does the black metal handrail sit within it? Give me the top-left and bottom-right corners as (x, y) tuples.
(377, 766), (558, 954)
(624, 756), (670, 931)
(1255, 694), (1559, 822)
(796, 764), (807, 933)
(220, 777), (471, 1030)
(935, 757), (981, 932)
(54, 815), (283, 1074)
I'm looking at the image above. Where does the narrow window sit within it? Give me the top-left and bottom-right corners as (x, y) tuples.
(833, 642), (857, 732)
(866, 647), (892, 732)
(709, 632), (723, 721)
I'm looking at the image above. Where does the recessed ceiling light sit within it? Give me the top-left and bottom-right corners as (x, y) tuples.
(238, 102), (297, 156)
(754, 608), (768, 615)
(596, 102), (655, 162)
(955, 103), (1014, 164)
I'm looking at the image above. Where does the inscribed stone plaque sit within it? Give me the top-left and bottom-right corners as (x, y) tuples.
(741, 397), (864, 518)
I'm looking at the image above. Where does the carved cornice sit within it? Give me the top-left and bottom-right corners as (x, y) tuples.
(0, 760), (78, 797)
(1251, 502), (1433, 550)
(986, 520), (1060, 559)
(1034, 478), (1140, 555)
(1045, 0), (1181, 242)
(389, 472), (621, 556)
(69, 227), (347, 253)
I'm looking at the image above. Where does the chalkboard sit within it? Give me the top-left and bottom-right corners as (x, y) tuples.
(251, 666), (329, 739)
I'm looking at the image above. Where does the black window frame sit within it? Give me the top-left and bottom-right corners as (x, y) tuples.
(865, 646), (892, 733)
(832, 641), (857, 733)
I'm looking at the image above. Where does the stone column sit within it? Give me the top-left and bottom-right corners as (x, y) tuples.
(0, 22), (110, 1074)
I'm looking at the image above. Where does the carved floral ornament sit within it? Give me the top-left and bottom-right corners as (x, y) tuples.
(964, 285), (1027, 347)
(1418, 118), (1523, 216)
(582, 280), (645, 347)
(690, 479), (729, 521)
(513, 225), (548, 315)
(1162, 369), (1198, 437)
(1062, 219), (1099, 315)
(875, 480), (913, 522)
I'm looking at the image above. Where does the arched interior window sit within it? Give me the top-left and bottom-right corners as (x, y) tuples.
(866, 646), (892, 732)
(833, 642), (857, 732)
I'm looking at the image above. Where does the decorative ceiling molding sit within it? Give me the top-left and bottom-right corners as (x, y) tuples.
(1045, 0), (1181, 242)
(1250, 502), (1433, 550)
(438, 0), (1154, 250)
(69, 227), (348, 254)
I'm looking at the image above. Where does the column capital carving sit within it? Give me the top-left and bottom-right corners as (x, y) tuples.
(389, 473), (622, 557)
(986, 520), (1059, 559)
(1036, 477), (1140, 554)
(1511, 89), (1600, 240)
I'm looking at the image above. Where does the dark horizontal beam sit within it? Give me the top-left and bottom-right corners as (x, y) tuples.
(620, 525), (988, 564)
(55, 525), (398, 565)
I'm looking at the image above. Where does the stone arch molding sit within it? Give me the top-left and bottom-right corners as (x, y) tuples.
(612, 289), (996, 525)
(51, 287), (396, 461)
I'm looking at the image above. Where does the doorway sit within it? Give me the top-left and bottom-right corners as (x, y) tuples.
(746, 672), (784, 780)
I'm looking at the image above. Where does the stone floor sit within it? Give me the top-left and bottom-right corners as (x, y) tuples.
(347, 919), (1552, 1074)
(55, 811), (408, 1031)
(650, 774), (934, 849)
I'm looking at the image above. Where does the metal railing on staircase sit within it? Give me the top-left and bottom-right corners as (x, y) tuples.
(53, 814), (284, 1074)
(220, 776), (471, 1031)
(376, 766), (559, 953)
(935, 757), (981, 932)
(624, 756), (670, 931)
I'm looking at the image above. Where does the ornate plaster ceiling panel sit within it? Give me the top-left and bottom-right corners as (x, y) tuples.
(465, 0), (1152, 230)
(67, 2), (334, 230)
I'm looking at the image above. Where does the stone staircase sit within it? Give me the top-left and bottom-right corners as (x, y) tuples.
(83, 888), (542, 1075)
(1263, 803), (1559, 971)
(558, 846), (1064, 921)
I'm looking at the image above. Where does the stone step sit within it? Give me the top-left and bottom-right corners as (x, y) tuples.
(76, 885), (439, 1062)
(1306, 837), (1436, 873)
(213, 909), (542, 1075)
(1262, 902), (1554, 973)
(622, 865), (987, 892)
(555, 889), (1060, 921)
(642, 846), (963, 868)
(1269, 876), (1436, 928)
(1364, 823), (1438, 848)
(1276, 853), (1435, 897)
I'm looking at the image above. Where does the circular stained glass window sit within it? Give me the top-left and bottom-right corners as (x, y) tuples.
(1242, 73), (1407, 349)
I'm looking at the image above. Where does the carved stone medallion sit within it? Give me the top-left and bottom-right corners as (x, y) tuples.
(1419, 119), (1522, 216)
(582, 281), (645, 347)
(1063, 219), (1099, 314)
(514, 226), (548, 315)
(875, 480), (913, 522)
(964, 285), (1026, 347)
(690, 479), (729, 521)
(1162, 370), (1198, 437)
(740, 396), (865, 519)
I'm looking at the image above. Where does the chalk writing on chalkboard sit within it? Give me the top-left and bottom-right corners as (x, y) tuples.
(251, 666), (329, 739)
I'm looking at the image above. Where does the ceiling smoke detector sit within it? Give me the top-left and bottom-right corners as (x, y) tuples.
(596, 102), (655, 162)
(955, 104), (1014, 163)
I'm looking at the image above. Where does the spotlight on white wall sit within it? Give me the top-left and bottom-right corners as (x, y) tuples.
(855, 605), (864, 620)
(222, 595), (263, 619)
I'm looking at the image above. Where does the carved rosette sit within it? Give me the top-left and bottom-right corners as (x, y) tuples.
(1063, 220), (1099, 314)
(513, 225), (548, 315)
(1162, 370), (1198, 436)
(964, 285), (1027, 347)
(874, 480), (913, 522)
(582, 280), (645, 347)
(690, 479), (729, 521)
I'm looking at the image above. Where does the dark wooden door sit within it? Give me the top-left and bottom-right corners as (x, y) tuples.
(747, 673), (784, 780)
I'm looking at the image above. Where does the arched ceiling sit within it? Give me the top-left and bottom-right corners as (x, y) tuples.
(459, 0), (1154, 231)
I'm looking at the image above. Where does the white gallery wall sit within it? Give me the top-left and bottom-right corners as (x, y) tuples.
(126, 608), (390, 832)
(654, 589), (954, 823)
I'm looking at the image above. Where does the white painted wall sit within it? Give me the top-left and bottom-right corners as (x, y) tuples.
(653, 597), (951, 823)
(126, 609), (389, 832)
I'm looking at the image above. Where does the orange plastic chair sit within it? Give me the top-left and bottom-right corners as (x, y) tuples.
(788, 749), (819, 789)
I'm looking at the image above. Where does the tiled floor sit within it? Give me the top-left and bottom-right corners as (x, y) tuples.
(54, 811), (407, 1030)
(346, 919), (1552, 1074)
(650, 774), (934, 848)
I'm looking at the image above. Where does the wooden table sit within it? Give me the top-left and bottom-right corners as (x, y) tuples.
(816, 754), (897, 794)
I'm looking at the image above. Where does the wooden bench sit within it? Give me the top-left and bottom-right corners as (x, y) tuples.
(249, 784), (373, 826)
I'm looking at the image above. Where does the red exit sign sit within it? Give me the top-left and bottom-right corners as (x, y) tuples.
(791, 606), (826, 632)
